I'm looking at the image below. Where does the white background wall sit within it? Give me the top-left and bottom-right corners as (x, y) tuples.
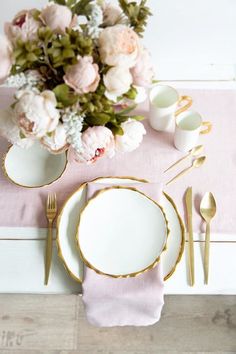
(1, 0), (236, 80)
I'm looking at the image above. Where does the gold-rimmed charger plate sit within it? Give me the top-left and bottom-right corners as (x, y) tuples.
(56, 177), (185, 282)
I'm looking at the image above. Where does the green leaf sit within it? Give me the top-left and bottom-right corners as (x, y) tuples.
(117, 104), (137, 116)
(85, 113), (111, 126)
(106, 123), (124, 136)
(53, 84), (79, 107)
(19, 131), (26, 139)
(49, 0), (66, 5)
(130, 115), (145, 121)
(72, 0), (93, 15)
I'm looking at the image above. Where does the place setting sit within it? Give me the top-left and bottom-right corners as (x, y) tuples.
(0, 0), (221, 327)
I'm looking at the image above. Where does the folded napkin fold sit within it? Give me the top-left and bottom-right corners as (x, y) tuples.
(82, 182), (165, 327)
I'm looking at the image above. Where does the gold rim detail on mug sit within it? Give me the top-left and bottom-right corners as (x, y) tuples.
(76, 185), (170, 279)
(56, 176), (185, 282)
(2, 144), (68, 189)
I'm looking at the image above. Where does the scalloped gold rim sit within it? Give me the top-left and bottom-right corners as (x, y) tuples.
(56, 176), (185, 282)
(76, 185), (170, 279)
(2, 144), (68, 189)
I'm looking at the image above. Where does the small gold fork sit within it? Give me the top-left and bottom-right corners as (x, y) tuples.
(45, 193), (57, 285)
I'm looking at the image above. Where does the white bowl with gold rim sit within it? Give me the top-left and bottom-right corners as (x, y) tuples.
(3, 142), (67, 188)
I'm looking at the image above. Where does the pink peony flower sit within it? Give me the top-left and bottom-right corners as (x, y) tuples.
(41, 124), (68, 154)
(64, 56), (100, 94)
(14, 90), (60, 138)
(0, 36), (13, 84)
(102, 3), (123, 26)
(104, 66), (133, 101)
(99, 24), (139, 68)
(40, 3), (73, 34)
(115, 119), (146, 152)
(130, 46), (154, 87)
(75, 126), (115, 164)
(4, 10), (40, 43)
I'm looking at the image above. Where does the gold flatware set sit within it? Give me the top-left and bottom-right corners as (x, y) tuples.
(45, 193), (57, 286)
(164, 145), (206, 186)
(185, 187), (217, 286)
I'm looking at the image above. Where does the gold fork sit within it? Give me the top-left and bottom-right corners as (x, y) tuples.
(45, 193), (57, 285)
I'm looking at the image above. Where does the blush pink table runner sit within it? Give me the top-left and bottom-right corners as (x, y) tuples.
(0, 88), (236, 233)
(82, 182), (164, 327)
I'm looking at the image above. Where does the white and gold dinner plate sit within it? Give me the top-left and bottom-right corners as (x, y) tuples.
(77, 186), (169, 278)
(57, 177), (185, 282)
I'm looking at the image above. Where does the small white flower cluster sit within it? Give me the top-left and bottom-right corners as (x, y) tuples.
(62, 110), (85, 153)
(5, 71), (43, 91)
(87, 1), (103, 39)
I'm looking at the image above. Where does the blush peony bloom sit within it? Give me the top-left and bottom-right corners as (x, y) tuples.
(130, 46), (154, 87)
(14, 90), (60, 138)
(99, 24), (139, 68)
(40, 3), (73, 34)
(0, 36), (13, 84)
(104, 66), (133, 101)
(64, 56), (100, 94)
(102, 3), (123, 26)
(75, 126), (115, 164)
(41, 124), (68, 154)
(115, 119), (146, 152)
(4, 10), (40, 43)
(0, 109), (34, 148)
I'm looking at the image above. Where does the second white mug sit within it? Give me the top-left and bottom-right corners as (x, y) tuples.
(174, 110), (212, 152)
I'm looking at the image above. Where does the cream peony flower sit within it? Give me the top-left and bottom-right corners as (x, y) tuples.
(131, 46), (154, 87)
(41, 124), (68, 154)
(14, 90), (60, 138)
(115, 119), (146, 152)
(99, 24), (139, 68)
(0, 109), (34, 148)
(0, 36), (13, 84)
(64, 56), (100, 94)
(104, 66), (133, 101)
(75, 126), (115, 164)
(4, 10), (40, 43)
(40, 3), (73, 34)
(102, 3), (123, 26)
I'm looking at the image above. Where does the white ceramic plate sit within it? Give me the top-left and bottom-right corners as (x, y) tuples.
(77, 187), (168, 278)
(3, 143), (67, 188)
(57, 177), (185, 282)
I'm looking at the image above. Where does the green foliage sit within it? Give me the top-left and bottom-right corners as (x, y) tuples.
(11, 39), (43, 73)
(49, 0), (93, 15)
(53, 84), (79, 107)
(118, 0), (152, 36)
(47, 29), (93, 69)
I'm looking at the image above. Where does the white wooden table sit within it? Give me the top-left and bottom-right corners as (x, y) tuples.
(0, 81), (236, 295)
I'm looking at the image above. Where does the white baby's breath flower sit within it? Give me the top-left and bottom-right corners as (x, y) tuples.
(5, 70), (44, 91)
(62, 110), (85, 154)
(87, 1), (103, 39)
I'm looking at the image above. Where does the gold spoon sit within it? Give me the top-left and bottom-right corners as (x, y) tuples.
(164, 145), (204, 173)
(166, 156), (206, 186)
(200, 192), (217, 284)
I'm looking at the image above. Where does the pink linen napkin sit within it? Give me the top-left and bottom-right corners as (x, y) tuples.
(82, 182), (165, 327)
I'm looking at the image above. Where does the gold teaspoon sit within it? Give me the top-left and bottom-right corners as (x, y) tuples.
(200, 192), (217, 284)
(166, 156), (206, 186)
(164, 145), (204, 173)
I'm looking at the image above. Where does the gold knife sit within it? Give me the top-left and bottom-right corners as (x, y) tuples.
(185, 187), (195, 286)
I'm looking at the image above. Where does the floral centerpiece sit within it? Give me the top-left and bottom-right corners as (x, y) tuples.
(0, 0), (154, 164)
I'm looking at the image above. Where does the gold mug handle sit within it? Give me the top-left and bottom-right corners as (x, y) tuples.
(175, 96), (192, 116)
(200, 121), (212, 134)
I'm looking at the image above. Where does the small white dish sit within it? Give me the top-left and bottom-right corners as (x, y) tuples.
(3, 142), (67, 188)
(57, 177), (185, 283)
(77, 186), (168, 278)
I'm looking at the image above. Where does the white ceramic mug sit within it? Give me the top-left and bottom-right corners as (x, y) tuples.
(149, 85), (192, 132)
(174, 110), (212, 152)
